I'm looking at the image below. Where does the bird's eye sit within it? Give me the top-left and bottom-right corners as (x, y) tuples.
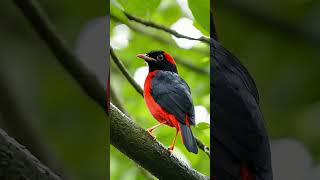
(157, 54), (164, 61)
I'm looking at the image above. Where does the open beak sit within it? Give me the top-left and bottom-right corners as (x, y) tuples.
(136, 54), (156, 61)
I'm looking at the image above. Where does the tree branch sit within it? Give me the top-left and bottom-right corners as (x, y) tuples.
(12, 0), (107, 112)
(12, 0), (208, 178)
(0, 128), (61, 180)
(110, 13), (209, 55)
(110, 85), (128, 115)
(124, 12), (210, 44)
(111, 13), (209, 76)
(0, 75), (52, 166)
(110, 47), (210, 157)
(0, 74), (67, 177)
(110, 47), (144, 96)
(110, 103), (209, 179)
(174, 57), (209, 75)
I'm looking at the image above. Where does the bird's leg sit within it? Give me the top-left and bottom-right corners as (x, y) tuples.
(146, 121), (167, 140)
(168, 129), (179, 154)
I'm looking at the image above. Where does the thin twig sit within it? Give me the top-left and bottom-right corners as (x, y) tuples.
(195, 137), (210, 157)
(175, 57), (209, 75)
(110, 85), (128, 115)
(11, 0), (208, 178)
(110, 47), (144, 96)
(110, 13), (209, 55)
(111, 13), (209, 76)
(110, 48), (210, 157)
(124, 12), (210, 44)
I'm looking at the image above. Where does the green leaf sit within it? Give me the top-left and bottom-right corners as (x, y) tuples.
(118, 0), (161, 18)
(196, 122), (210, 130)
(188, 0), (210, 35)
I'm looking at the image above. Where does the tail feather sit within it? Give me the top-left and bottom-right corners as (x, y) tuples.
(179, 122), (198, 154)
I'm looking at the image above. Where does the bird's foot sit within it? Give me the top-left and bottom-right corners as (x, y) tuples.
(168, 145), (174, 154)
(146, 128), (156, 140)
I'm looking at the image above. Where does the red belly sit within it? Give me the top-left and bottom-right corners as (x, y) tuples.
(144, 71), (178, 128)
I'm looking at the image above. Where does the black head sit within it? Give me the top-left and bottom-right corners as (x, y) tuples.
(137, 50), (177, 73)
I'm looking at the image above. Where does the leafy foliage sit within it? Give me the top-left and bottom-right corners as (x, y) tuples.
(118, 0), (161, 18)
(188, 0), (210, 35)
(111, 0), (210, 179)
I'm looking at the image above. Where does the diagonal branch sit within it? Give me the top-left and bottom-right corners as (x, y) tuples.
(0, 128), (62, 180)
(12, 0), (209, 178)
(110, 47), (210, 157)
(110, 13), (209, 75)
(110, 47), (144, 96)
(12, 0), (107, 112)
(0, 74), (67, 177)
(124, 12), (210, 44)
(110, 13), (209, 56)
(174, 57), (209, 75)
(110, 103), (208, 179)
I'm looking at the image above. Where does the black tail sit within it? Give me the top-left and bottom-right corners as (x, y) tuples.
(179, 122), (198, 154)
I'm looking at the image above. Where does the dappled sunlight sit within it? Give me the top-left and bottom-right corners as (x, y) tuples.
(171, 18), (202, 49)
(195, 105), (210, 124)
(111, 24), (131, 50)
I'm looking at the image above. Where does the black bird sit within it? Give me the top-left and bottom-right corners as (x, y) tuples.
(211, 14), (273, 180)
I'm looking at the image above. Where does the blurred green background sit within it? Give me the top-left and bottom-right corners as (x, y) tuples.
(0, 0), (108, 179)
(2, 0), (319, 179)
(215, 0), (320, 179)
(110, 0), (210, 179)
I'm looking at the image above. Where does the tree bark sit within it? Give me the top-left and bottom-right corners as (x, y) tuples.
(110, 104), (209, 180)
(0, 128), (61, 180)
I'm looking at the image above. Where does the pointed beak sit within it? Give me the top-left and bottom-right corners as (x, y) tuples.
(136, 54), (156, 61)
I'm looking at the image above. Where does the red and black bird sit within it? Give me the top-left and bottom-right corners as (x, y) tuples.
(211, 13), (273, 180)
(137, 50), (198, 154)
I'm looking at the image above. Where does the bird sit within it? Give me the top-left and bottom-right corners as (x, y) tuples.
(211, 14), (273, 180)
(137, 50), (198, 154)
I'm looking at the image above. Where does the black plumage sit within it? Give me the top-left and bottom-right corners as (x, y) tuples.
(211, 36), (273, 179)
(151, 71), (198, 153)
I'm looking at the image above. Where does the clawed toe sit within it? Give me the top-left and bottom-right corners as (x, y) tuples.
(146, 129), (157, 140)
(168, 146), (174, 154)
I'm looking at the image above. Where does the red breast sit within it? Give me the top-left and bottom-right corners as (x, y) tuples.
(144, 70), (179, 128)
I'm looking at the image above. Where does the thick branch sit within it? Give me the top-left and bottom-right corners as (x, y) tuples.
(0, 74), (66, 177)
(12, 0), (209, 177)
(110, 48), (210, 157)
(0, 75), (52, 166)
(0, 128), (61, 180)
(124, 12), (210, 44)
(110, 103), (208, 180)
(12, 0), (107, 112)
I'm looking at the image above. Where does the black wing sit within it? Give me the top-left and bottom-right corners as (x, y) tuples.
(211, 39), (272, 180)
(151, 71), (195, 125)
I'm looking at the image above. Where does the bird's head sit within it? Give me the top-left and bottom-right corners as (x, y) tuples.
(137, 50), (177, 73)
